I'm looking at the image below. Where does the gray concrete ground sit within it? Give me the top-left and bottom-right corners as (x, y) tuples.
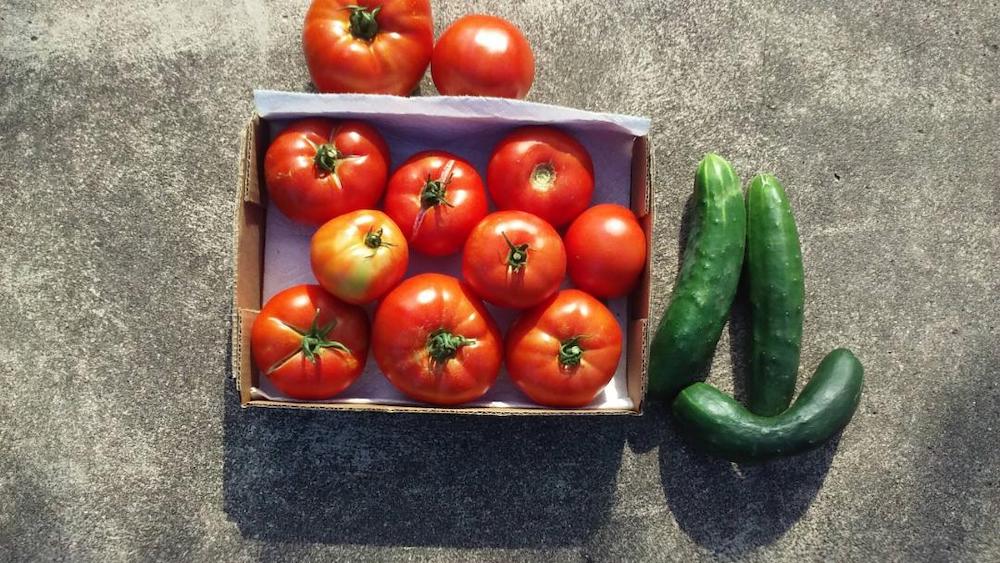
(1, 1), (998, 561)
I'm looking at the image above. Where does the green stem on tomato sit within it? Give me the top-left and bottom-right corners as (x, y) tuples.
(347, 5), (381, 41)
(559, 336), (584, 367)
(426, 328), (475, 364)
(502, 232), (529, 272)
(314, 143), (343, 173)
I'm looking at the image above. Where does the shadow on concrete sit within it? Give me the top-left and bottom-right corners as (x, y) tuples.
(221, 381), (626, 548)
(659, 425), (839, 556)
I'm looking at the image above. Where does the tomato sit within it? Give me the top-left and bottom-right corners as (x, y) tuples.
(251, 284), (369, 400)
(383, 151), (488, 257)
(303, 0), (433, 95)
(486, 127), (594, 228)
(505, 289), (623, 407)
(372, 273), (503, 405)
(311, 210), (409, 305)
(264, 118), (390, 225)
(431, 14), (534, 99)
(461, 211), (566, 309)
(565, 204), (647, 298)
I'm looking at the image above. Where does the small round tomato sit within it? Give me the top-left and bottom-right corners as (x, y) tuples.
(461, 211), (566, 309)
(487, 127), (594, 228)
(303, 0), (434, 95)
(311, 210), (409, 305)
(264, 118), (390, 225)
(372, 273), (503, 405)
(505, 289), (623, 407)
(431, 14), (535, 99)
(565, 204), (647, 298)
(383, 151), (488, 257)
(251, 284), (369, 400)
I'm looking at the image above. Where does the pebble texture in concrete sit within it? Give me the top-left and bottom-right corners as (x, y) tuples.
(1, 1), (998, 561)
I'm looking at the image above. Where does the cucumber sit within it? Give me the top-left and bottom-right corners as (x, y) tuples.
(647, 154), (746, 400)
(746, 174), (804, 416)
(671, 348), (864, 463)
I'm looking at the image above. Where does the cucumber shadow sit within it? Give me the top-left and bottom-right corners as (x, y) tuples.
(659, 417), (840, 555)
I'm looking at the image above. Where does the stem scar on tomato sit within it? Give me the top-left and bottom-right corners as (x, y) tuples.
(530, 162), (557, 192)
(426, 328), (475, 365)
(267, 309), (350, 374)
(501, 231), (529, 272)
(558, 336), (585, 368)
(347, 5), (382, 42)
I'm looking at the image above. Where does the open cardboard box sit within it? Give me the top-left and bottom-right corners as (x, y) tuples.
(232, 91), (653, 415)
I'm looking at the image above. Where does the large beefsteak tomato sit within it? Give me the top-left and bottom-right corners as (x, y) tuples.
(264, 118), (390, 225)
(372, 273), (503, 405)
(251, 284), (369, 400)
(505, 289), (623, 407)
(303, 0), (434, 95)
(461, 210), (566, 309)
(383, 151), (488, 257)
(486, 126), (594, 228)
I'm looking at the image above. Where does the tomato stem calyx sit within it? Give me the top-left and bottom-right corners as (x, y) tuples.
(502, 232), (529, 272)
(364, 227), (395, 254)
(348, 5), (381, 41)
(268, 309), (349, 373)
(314, 143), (344, 173)
(427, 328), (475, 364)
(558, 336), (584, 367)
(420, 178), (454, 209)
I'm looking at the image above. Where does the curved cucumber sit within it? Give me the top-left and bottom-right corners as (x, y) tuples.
(648, 154), (746, 400)
(746, 174), (804, 416)
(672, 348), (864, 463)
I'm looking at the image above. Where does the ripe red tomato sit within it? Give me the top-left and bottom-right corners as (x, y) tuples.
(251, 284), (369, 400)
(383, 151), (488, 257)
(487, 127), (594, 228)
(505, 289), (623, 407)
(264, 118), (390, 226)
(311, 210), (409, 305)
(565, 204), (647, 298)
(461, 211), (566, 309)
(431, 14), (535, 99)
(303, 0), (433, 95)
(372, 273), (503, 405)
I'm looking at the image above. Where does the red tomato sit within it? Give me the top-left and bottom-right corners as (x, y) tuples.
(431, 14), (535, 99)
(487, 127), (594, 228)
(303, 0), (433, 95)
(565, 204), (647, 298)
(372, 273), (503, 405)
(505, 290), (623, 407)
(251, 284), (369, 400)
(264, 118), (390, 226)
(383, 151), (488, 257)
(311, 210), (409, 305)
(461, 211), (566, 309)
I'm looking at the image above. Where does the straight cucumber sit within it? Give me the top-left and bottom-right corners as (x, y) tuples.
(671, 348), (864, 463)
(746, 174), (804, 416)
(648, 154), (746, 400)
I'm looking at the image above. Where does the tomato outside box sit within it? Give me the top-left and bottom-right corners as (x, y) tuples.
(232, 91), (653, 415)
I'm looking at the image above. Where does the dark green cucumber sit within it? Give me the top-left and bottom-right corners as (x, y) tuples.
(648, 154), (746, 400)
(671, 348), (864, 463)
(746, 174), (804, 416)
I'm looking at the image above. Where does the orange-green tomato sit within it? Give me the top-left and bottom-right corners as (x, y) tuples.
(310, 210), (409, 305)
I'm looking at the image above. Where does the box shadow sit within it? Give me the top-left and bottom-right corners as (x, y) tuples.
(221, 382), (627, 548)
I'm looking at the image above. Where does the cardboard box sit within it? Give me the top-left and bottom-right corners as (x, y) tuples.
(232, 92), (652, 415)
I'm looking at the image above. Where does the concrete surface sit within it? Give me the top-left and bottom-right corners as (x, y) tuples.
(1, 0), (998, 561)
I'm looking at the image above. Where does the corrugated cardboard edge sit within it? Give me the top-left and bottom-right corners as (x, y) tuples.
(231, 112), (653, 415)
